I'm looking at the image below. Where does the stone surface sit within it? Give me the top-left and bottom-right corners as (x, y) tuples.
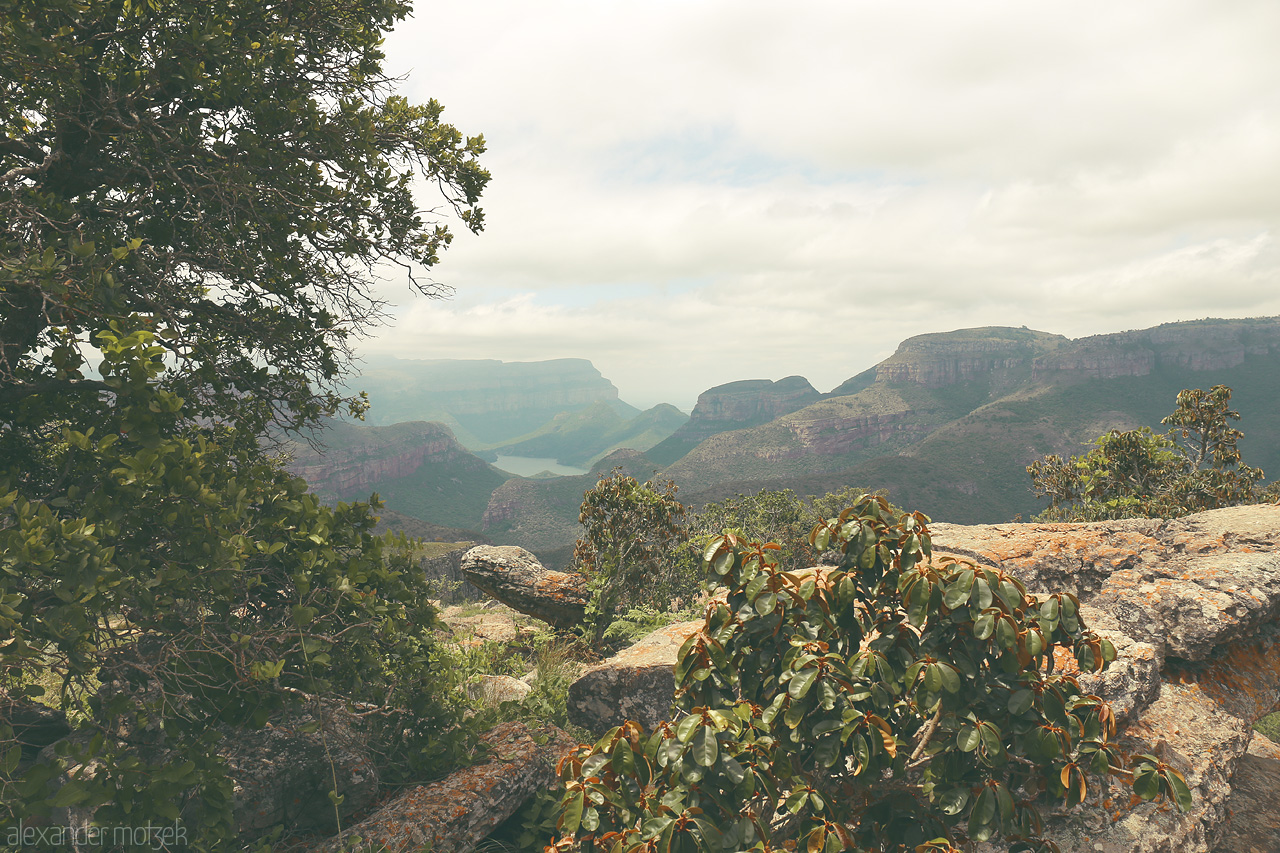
(930, 505), (1280, 666)
(461, 545), (590, 629)
(567, 619), (702, 736)
(467, 674), (533, 706)
(314, 722), (578, 853)
(421, 545), (485, 603)
(222, 704), (380, 839)
(930, 505), (1280, 853)
(1, 691), (70, 770)
(1213, 734), (1280, 853)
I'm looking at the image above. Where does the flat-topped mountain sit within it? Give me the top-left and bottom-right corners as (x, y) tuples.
(294, 317), (1280, 565)
(343, 357), (637, 446)
(646, 376), (821, 466)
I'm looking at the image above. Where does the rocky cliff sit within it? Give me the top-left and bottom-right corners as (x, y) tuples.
(285, 421), (473, 501)
(875, 326), (1068, 388)
(646, 376), (821, 466)
(283, 420), (511, 530)
(1032, 317), (1280, 383)
(343, 357), (630, 445)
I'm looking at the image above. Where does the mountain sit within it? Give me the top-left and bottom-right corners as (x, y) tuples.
(342, 357), (635, 446)
(481, 401), (687, 468)
(645, 376), (822, 466)
(667, 318), (1280, 523)
(282, 420), (511, 530)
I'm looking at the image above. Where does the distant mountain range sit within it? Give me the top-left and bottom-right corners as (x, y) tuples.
(291, 317), (1280, 566)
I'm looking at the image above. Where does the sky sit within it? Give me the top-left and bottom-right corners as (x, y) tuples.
(356, 0), (1280, 411)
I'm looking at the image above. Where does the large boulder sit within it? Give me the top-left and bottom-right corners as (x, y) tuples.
(222, 704), (380, 840)
(314, 721), (578, 853)
(461, 545), (590, 629)
(931, 505), (1280, 852)
(1213, 734), (1280, 853)
(568, 619), (702, 736)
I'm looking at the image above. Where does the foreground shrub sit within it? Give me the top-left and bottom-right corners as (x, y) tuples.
(550, 495), (1189, 852)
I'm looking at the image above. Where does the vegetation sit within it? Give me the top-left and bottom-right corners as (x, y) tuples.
(573, 470), (691, 646)
(1, 0), (487, 848)
(549, 495), (1191, 853)
(1029, 385), (1279, 521)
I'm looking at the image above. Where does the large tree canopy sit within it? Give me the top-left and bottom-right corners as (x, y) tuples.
(0, 0), (488, 432)
(0, 2), (489, 847)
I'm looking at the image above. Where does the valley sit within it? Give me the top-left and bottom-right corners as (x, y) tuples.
(288, 316), (1280, 566)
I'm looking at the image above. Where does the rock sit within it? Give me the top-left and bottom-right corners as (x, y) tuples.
(222, 703), (380, 840)
(461, 545), (590, 629)
(1037, 681), (1252, 853)
(314, 721), (578, 853)
(467, 675), (533, 706)
(1213, 734), (1280, 853)
(929, 506), (1280, 852)
(421, 545), (486, 604)
(1, 691), (70, 770)
(568, 619), (702, 736)
(930, 505), (1280, 667)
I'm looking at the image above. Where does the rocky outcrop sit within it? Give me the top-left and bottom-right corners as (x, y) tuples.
(461, 545), (590, 629)
(568, 620), (701, 735)
(284, 420), (482, 501)
(1032, 317), (1280, 383)
(1213, 734), (1280, 853)
(565, 506), (1280, 851)
(876, 327), (1066, 388)
(646, 377), (821, 465)
(929, 505), (1280, 852)
(314, 721), (578, 853)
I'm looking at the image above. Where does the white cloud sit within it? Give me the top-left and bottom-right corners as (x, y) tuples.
(364, 0), (1280, 409)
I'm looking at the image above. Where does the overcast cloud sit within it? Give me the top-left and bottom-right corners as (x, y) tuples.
(356, 0), (1280, 410)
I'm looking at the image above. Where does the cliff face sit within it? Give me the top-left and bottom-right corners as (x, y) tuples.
(645, 376), (820, 466)
(285, 421), (471, 502)
(1032, 318), (1280, 383)
(345, 357), (628, 444)
(874, 327), (1068, 388)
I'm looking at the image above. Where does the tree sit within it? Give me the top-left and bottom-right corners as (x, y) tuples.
(550, 496), (1190, 853)
(1, 0), (488, 435)
(1028, 385), (1276, 521)
(574, 470), (689, 645)
(1, 1), (487, 847)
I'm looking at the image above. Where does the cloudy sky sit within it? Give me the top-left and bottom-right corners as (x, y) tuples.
(359, 0), (1280, 410)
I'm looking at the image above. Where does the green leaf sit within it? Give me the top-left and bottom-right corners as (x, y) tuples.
(969, 787), (996, 836)
(1008, 689), (1034, 716)
(788, 666), (819, 699)
(938, 787), (969, 815)
(1164, 768), (1193, 812)
(785, 787), (810, 815)
(957, 725), (980, 752)
(692, 725), (719, 767)
(938, 664), (961, 694)
(1133, 768), (1160, 800)
(676, 714), (701, 744)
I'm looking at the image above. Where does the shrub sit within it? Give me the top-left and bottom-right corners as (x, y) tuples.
(548, 495), (1189, 852)
(1029, 385), (1279, 521)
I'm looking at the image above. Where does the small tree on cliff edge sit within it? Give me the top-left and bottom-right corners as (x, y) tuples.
(1028, 384), (1278, 521)
(574, 469), (689, 645)
(550, 495), (1190, 852)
